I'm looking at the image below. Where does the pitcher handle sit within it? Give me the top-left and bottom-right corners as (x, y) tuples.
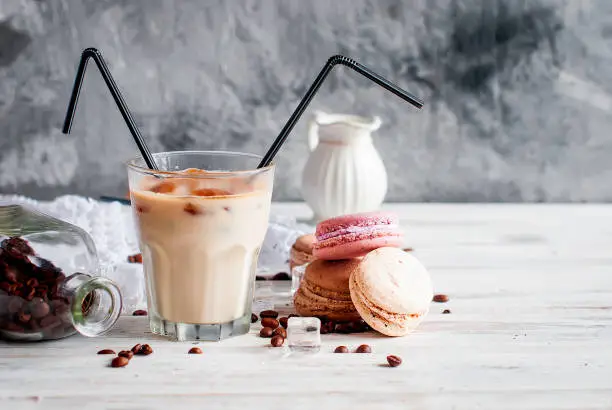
(307, 117), (319, 151)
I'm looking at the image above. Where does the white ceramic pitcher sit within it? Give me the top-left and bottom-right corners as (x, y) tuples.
(301, 111), (388, 221)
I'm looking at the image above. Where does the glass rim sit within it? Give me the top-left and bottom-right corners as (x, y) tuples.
(126, 150), (274, 178)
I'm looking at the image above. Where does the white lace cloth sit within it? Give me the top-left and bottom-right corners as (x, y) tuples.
(0, 195), (310, 313)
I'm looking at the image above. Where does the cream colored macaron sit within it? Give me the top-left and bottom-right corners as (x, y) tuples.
(349, 247), (433, 336)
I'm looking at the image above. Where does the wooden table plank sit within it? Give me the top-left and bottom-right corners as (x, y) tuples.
(1, 204), (611, 409)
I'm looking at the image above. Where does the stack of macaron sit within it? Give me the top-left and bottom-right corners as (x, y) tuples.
(293, 211), (433, 336)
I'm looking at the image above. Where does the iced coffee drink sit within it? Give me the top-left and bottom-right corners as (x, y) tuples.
(127, 151), (274, 341)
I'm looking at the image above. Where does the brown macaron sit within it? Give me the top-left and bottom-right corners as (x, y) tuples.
(293, 258), (362, 322)
(290, 234), (316, 271)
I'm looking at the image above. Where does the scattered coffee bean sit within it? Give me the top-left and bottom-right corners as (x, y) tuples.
(270, 335), (284, 347)
(403, 247), (414, 252)
(355, 344), (372, 353)
(334, 323), (352, 334)
(273, 327), (287, 338)
(131, 344), (142, 354)
(272, 272), (291, 281)
(188, 347), (203, 354)
(334, 346), (349, 353)
(4, 269), (18, 283)
(118, 350), (134, 360)
(433, 294), (449, 303)
(251, 313), (258, 323)
(442, 309), (451, 314)
(279, 317), (288, 329)
(127, 253), (143, 264)
(97, 349), (116, 355)
(259, 310), (278, 319)
(387, 355), (402, 367)
(138, 344), (153, 355)
(259, 327), (274, 338)
(320, 320), (335, 334)
(261, 317), (279, 329)
(132, 309), (148, 316)
(111, 356), (129, 368)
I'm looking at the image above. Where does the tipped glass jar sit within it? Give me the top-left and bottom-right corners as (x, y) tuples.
(0, 204), (122, 342)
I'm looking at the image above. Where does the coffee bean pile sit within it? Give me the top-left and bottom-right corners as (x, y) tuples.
(256, 310), (287, 347)
(0, 237), (80, 339)
(99, 343), (154, 368)
(319, 317), (370, 334)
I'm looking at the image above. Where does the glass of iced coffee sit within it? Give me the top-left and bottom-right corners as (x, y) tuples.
(127, 151), (274, 341)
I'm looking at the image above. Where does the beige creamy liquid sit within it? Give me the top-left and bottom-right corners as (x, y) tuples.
(132, 188), (270, 324)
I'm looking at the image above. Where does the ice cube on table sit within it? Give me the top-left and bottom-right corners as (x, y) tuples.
(287, 317), (321, 353)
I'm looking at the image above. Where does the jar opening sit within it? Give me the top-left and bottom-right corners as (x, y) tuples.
(71, 277), (122, 337)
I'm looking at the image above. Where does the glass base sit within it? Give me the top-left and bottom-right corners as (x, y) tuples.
(149, 313), (251, 341)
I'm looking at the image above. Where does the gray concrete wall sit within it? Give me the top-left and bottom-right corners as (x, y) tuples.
(0, 0), (611, 202)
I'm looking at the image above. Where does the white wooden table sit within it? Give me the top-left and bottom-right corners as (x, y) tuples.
(1, 203), (611, 409)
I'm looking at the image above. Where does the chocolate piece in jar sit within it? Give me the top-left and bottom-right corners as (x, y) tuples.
(0, 207), (122, 342)
(1, 237), (35, 256)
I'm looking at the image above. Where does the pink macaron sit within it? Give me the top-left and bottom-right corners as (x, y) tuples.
(313, 211), (403, 260)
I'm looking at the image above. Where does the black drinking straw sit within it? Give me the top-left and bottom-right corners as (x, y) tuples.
(62, 47), (158, 170)
(258, 55), (424, 168)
